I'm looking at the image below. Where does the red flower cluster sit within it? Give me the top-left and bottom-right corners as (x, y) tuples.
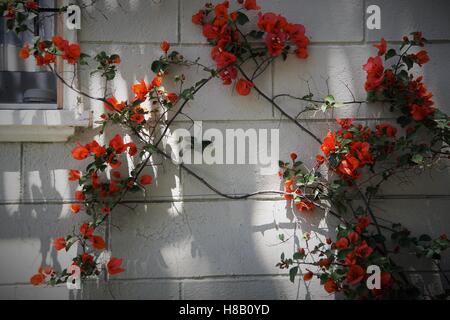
(314, 215), (394, 296)
(192, 0), (310, 96)
(19, 35), (81, 65)
(30, 266), (53, 286)
(319, 119), (378, 180)
(406, 76), (435, 121)
(258, 12), (310, 59)
(363, 34), (435, 122)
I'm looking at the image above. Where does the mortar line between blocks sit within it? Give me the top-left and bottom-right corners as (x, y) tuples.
(3, 194), (450, 206)
(19, 143), (24, 202)
(177, 0), (181, 44)
(362, 0), (366, 44)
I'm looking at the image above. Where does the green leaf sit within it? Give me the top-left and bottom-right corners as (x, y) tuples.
(236, 12), (250, 25)
(385, 49), (397, 60)
(248, 30), (264, 39)
(402, 55), (414, 70)
(419, 234), (432, 242)
(411, 154), (423, 164)
(289, 266), (298, 283)
(151, 60), (168, 74)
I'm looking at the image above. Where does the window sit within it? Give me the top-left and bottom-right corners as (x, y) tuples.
(0, 0), (90, 142)
(0, 0), (57, 109)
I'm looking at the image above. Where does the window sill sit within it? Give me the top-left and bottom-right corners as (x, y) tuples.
(0, 109), (91, 142)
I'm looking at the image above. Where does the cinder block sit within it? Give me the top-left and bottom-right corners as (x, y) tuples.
(23, 142), (83, 201)
(82, 279), (180, 299)
(0, 284), (76, 300)
(273, 45), (386, 120)
(0, 143), (21, 202)
(181, 0), (364, 43)
(178, 120), (329, 198)
(182, 276), (333, 300)
(0, 204), (83, 284)
(110, 200), (337, 279)
(80, 0), (178, 43)
(366, 0), (450, 41)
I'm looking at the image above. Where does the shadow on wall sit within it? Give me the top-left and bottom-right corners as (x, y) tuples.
(2, 0), (450, 300)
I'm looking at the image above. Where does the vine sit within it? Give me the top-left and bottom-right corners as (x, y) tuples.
(3, 0), (450, 299)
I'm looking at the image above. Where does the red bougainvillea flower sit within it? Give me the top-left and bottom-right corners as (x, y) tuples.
(30, 273), (45, 286)
(356, 215), (370, 232)
(110, 168), (122, 179)
(363, 56), (385, 92)
(81, 253), (94, 265)
(376, 124), (397, 137)
(104, 96), (126, 112)
(62, 43), (81, 64)
(345, 252), (357, 266)
(52, 35), (68, 51)
(290, 152), (297, 161)
(236, 79), (254, 96)
(91, 172), (100, 189)
(324, 278), (338, 293)
(303, 270), (314, 281)
(243, 0), (260, 10)
(316, 154), (325, 165)
(295, 200), (315, 212)
(337, 118), (353, 130)
(347, 264), (366, 285)
(160, 41), (170, 53)
(214, 1), (229, 19)
(348, 231), (360, 244)
(192, 10), (205, 25)
(74, 191), (85, 201)
(107, 257), (125, 275)
(318, 258), (331, 269)
(151, 76), (162, 88)
(295, 47), (308, 59)
(283, 179), (294, 200)
(127, 143), (138, 156)
(107, 154), (122, 169)
(130, 113), (145, 124)
(70, 204), (81, 214)
(68, 169), (81, 181)
(72, 144), (89, 160)
(53, 237), (66, 251)
(214, 50), (237, 69)
(355, 240), (374, 259)
(25, 1), (39, 10)
(335, 237), (349, 249)
(257, 12), (281, 33)
(410, 103), (435, 121)
(109, 134), (126, 154)
(166, 92), (178, 104)
(80, 223), (94, 238)
(265, 31), (287, 57)
(219, 67), (238, 85)
(381, 272), (393, 288)
(132, 80), (149, 101)
(90, 235), (106, 250)
(19, 43), (30, 59)
(320, 132), (336, 156)
(374, 38), (387, 56)
(86, 140), (106, 157)
(410, 50), (429, 66)
(140, 175), (153, 185)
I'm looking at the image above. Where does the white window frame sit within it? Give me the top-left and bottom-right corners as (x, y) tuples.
(0, 0), (90, 142)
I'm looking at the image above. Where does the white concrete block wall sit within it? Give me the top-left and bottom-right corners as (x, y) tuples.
(1, 0), (450, 299)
